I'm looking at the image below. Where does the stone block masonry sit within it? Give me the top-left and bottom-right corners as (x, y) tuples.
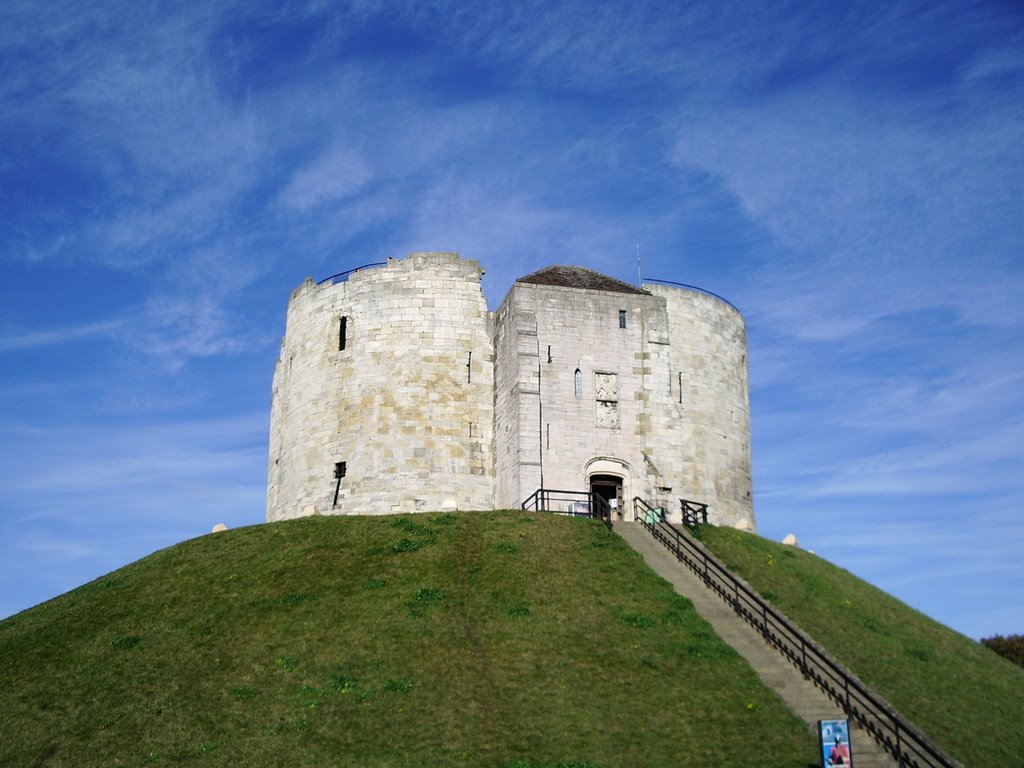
(267, 252), (754, 530)
(267, 252), (494, 520)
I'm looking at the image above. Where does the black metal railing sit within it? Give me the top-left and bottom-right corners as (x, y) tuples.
(632, 497), (707, 527)
(680, 498), (708, 527)
(633, 497), (665, 524)
(641, 277), (741, 313)
(316, 262), (387, 285)
(522, 489), (612, 526)
(635, 517), (962, 768)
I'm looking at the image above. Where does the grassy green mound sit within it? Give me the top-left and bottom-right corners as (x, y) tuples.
(0, 512), (816, 768)
(697, 525), (1024, 768)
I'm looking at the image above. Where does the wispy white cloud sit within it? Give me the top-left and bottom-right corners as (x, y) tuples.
(0, 411), (268, 617)
(669, 33), (1024, 336)
(19, 536), (99, 561)
(957, 40), (1024, 84)
(753, 386), (1024, 501)
(772, 497), (1024, 638)
(0, 415), (267, 515)
(278, 146), (374, 211)
(0, 318), (124, 352)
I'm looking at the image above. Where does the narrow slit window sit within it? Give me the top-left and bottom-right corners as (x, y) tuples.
(574, 368), (582, 398)
(332, 461), (347, 507)
(339, 316), (348, 351)
(466, 351), (472, 383)
(678, 372), (684, 405)
(618, 309), (627, 329)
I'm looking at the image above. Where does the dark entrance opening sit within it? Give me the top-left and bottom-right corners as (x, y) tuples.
(590, 474), (623, 519)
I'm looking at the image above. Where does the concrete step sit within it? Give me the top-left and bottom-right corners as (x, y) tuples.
(613, 521), (898, 768)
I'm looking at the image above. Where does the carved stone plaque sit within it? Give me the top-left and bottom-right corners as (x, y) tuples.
(596, 399), (620, 428)
(595, 372), (618, 400)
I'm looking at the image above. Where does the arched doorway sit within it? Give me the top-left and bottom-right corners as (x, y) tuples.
(584, 457), (632, 521)
(589, 473), (623, 519)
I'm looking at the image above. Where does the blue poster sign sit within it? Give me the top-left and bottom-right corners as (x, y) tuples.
(818, 719), (852, 766)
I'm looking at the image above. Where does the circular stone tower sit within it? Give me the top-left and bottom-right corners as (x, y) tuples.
(642, 283), (753, 528)
(266, 252), (494, 520)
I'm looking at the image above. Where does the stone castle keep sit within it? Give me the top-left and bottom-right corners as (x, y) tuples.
(266, 251), (754, 529)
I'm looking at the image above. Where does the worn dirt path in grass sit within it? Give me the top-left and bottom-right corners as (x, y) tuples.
(614, 522), (898, 768)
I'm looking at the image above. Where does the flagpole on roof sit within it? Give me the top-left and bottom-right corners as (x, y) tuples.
(636, 243), (641, 287)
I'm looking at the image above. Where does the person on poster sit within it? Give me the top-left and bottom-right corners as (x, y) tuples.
(828, 735), (850, 765)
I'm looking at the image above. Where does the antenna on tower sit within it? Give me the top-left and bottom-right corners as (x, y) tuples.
(636, 243), (641, 286)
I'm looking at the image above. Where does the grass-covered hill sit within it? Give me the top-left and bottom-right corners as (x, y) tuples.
(3, 513), (1020, 768)
(0, 512), (818, 768)
(696, 526), (1024, 768)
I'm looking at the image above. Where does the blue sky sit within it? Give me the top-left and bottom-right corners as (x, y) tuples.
(1, 1), (1021, 639)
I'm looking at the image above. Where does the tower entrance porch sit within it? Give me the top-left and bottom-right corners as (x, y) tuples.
(584, 456), (632, 520)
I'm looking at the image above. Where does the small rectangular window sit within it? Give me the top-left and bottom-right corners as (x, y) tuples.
(618, 310), (627, 329)
(339, 316), (348, 351)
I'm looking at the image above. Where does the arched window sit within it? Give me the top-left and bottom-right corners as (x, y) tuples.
(574, 368), (582, 398)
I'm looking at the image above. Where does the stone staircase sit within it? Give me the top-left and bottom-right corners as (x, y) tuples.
(613, 521), (898, 768)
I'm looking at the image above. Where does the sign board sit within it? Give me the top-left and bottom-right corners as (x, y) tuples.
(818, 719), (852, 766)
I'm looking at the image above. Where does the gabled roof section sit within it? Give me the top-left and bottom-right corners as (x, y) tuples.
(516, 265), (649, 295)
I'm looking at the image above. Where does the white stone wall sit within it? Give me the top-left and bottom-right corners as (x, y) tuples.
(644, 284), (753, 528)
(266, 252), (494, 520)
(493, 280), (753, 528)
(493, 281), (656, 515)
(267, 253), (752, 529)
(493, 296), (536, 508)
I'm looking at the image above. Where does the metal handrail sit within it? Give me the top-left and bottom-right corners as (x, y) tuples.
(633, 496), (657, 517)
(632, 497), (708, 528)
(641, 277), (741, 313)
(316, 262), (387, 284)
(679, 498), (708, 527)
(632, 496), (666, 524)
(635, 517), (963, 768)
(522, 488), (612, 526)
